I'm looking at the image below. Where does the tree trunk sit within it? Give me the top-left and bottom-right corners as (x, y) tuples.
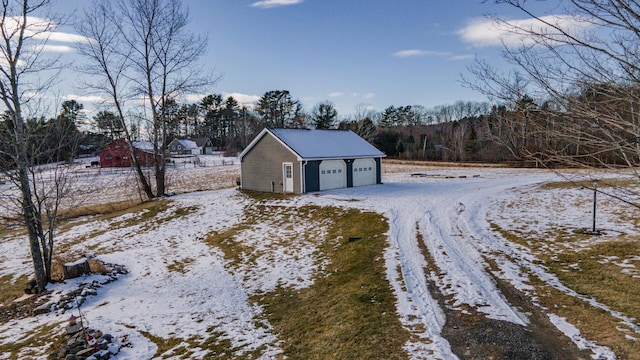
(115, 103), (154, 200)
(16, 133), (48, 292)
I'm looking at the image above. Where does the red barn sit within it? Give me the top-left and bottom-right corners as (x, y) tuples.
(99, 139), (161, 168)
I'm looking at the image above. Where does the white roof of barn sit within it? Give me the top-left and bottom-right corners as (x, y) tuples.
(132, 141), (155, 152)
(240, 128), (386, 161)
(172, 139), (199, 149)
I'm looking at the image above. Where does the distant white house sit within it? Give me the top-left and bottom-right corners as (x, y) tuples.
(168, 138), (213, 155)
(239, 128), (386, 194)
(193, 137), (214, 155)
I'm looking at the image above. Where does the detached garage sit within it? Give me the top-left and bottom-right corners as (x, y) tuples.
(239, 128), (386, 194)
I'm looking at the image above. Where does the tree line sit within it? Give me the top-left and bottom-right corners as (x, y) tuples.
(89, 91), (495, 161)
(23, 85), (636, 169)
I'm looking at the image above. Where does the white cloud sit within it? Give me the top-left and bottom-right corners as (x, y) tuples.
(449, 54), (474, 61)
(37, 31), (93, 44)
(30, 44), (74, 53)
(0, 57), (24, 69)
(182, 93), (208, 103)
(328, 92), (344, 98)
(63, 94), (109, 104)
(350, 92), (374, 99)
(2, 16), (48, 34)
(222, 92), (261, 108)
(2, 16), (93, 55)
(250, 0), (303, 9)
(393, 49), (472, 61)
(393, 49), (428, 58)
(4, 16), (91, 44)
(458, 15), (592, 48)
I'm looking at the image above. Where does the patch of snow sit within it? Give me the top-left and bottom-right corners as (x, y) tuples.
(548, 313), (617, 359)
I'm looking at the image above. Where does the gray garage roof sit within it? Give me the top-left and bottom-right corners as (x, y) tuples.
(241, 128), (386, 161)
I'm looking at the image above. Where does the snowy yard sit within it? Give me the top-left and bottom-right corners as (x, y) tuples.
(1, 161), (639, 359)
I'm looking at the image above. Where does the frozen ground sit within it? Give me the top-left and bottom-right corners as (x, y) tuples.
(0, 161), (637, 359)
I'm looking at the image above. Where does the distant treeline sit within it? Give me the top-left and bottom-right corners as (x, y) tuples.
(7, 84), (637, 169)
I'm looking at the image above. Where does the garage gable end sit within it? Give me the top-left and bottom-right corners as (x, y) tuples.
(240, 131), (302, 193)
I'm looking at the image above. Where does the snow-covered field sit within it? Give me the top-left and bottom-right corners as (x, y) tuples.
(0, 160), (638, 359)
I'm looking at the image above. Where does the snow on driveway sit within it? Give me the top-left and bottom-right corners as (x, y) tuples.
(298, 168), (616, 358)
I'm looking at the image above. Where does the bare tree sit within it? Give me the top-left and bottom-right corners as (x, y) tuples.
(75, 1), (155, 200)
(466, 0), (640, 205)
(121, 0), (212, 196)
(352, 103), (374, 121)
(77, 0), (212, 199)
(0, 0), (73, 292)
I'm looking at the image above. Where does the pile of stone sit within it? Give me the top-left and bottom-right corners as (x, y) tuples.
(49, 315), (121, 360)
(32, 262), (128, 317)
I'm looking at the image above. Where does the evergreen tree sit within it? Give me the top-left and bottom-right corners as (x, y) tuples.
(309, 101), (338, 129)
(255, 90), (301, 128)
(200, 94), (224, 147)
(94, 110), (124, 140)
(464, 122), (479, 157)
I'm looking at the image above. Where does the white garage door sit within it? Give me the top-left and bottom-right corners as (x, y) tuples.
(319, 160), (347, 190)
(352, 158), (376, 187)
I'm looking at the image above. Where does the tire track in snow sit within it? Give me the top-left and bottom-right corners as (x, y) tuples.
(421, 203), (528, 326)
(386, 208), (455, 359)
(455, 184), (623, 358)
(302, 171), (606, 358)
(310, 181), (534, 358)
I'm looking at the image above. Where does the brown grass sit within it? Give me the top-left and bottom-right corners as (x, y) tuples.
(527, 273), (638, 359)
(551, 241), (640, 320)
(0, 321), (63, 360)
(490, 221), (640, 358)
(260, 208), (406, 359)
(204, 201), (409, 359)
(382, 159), (506, 168)
(166, 258), (194, 274)
(138, 331), (189, 358)
(541, 177), (640, 190)
(61, 199), (143, 218)
(0, 274), (29, 306)
(239, 189), (298, 201)
(135, 327), (246, 359)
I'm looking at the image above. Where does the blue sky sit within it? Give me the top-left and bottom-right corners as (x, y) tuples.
(49, 0), (565, 118)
